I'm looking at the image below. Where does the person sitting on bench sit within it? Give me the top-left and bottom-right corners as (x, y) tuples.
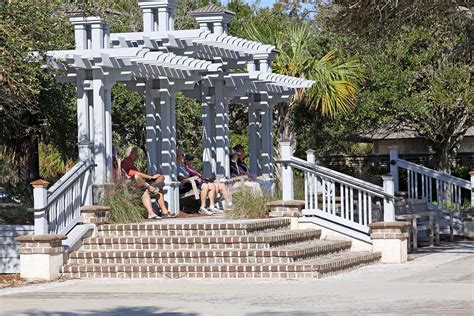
(177, 151), (216, 215)
(121, 146), (170, 220)
(184, 154), (232, 211)
(230, 148), (262, 196)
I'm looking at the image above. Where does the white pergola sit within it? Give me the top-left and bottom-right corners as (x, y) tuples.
(45, 0), (313, 213)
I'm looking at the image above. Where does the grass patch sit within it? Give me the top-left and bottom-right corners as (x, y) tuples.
(225, 188), (276, 219)
(103, 182), (146, 223)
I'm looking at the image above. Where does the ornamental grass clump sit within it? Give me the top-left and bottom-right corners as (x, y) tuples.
(225, 188), (276, 219)
(103, 182), (145, 223)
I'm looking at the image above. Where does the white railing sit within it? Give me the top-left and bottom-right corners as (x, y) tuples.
(279, 141), (396, 236)
(31, 160), (94, 235)
(389, 147), (474, 211)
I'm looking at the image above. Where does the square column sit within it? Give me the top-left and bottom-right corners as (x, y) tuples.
(92, 73), (107, 186)
(214, 79), (230, 178)
(76, 70), (91, 162)
(104, 84), (113, 183)
(259, 95), (274, 176)
(158, 85), (179, 214)
(248, 94), (261, 177)
(201, 85), (216, 178)
(145, 80), (160, 174)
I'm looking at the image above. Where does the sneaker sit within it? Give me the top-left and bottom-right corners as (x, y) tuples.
(209, 207), (223, 214)
(198, 207), (213, 216)
(223, 201), (233, 211)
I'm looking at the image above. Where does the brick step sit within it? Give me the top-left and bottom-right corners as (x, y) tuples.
(61, 251), (380, 279)
(81, 229), (322, 251)
(97, 218), (291, 237)
(97, 228), (289, 237)
(68, 240), (351, 265)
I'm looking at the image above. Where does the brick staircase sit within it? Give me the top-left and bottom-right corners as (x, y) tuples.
(62, 218), (381, 279)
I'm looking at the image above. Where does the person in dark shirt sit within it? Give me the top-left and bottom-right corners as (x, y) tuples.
(177, 151), (215, 215)
(233, 144), (250, 177)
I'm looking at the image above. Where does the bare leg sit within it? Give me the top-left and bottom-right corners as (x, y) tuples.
(155, 191), (169, 215)
(200, 183), (209, 209)
(216, 182), (229, 202)
(207, 183), (216, 208)
(141, 191), (156, 218)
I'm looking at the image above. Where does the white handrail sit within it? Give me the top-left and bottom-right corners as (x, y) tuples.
(279, 141), (397, 236)
(397, 159), (470, 189)
(291, 157), (394, 199)
(389, 146), (473, 213)
(31, 160), (94, 235)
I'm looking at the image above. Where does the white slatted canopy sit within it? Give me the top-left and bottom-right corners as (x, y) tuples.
(42, 1), (314, 214)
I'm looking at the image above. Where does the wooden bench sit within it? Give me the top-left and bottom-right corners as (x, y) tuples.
(395, 198), (454, 251)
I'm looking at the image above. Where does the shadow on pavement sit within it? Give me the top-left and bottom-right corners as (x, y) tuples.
(10, 306), (198, 316)
(409, 240), (474, 259)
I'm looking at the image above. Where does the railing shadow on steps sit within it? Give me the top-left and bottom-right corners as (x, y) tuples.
(29, 160), (95, 235)
(277, 140), (398, 243)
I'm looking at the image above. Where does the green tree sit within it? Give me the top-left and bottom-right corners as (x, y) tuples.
(318, 1), (473, 173)
(243, 19), (364, 141)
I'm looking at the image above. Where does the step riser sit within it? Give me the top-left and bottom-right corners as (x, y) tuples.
(97, 230), (258, 237)
(61, 255), (380, 279)
(84, 231), (321, 247)
(80, 243), (308, 250)
(69, 257), (294, 265)
(62, 271), (321, 279)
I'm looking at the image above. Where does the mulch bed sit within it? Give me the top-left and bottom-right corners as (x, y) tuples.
(0, 274), (72, 289)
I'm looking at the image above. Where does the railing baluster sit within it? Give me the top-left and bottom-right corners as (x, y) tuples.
(304, 171), (308, 209)
(363, 192), (367, 225)
(414, 171), (418, 199)
(322, 179), (327, 213)
(368, 195), (372, 224)
(340, 184), (345, 218)
(331, 181), (336, 215)
(429, 176), (433, 202)
(358, 190), (362, 225)
(345, 185), (349, 220)
(407, 170), (412, 199)
(350, 187), (354, 221)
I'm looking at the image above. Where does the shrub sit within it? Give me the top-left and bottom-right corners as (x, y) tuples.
(225, 188), (276, 219)
(102, 182), (146, 223)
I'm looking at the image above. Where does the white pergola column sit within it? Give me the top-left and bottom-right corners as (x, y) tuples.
(260, 96), (274, 176)
(73, 24), (87, 50)
(214, 79), (230, 178)
(248, 94), (261, 177)
(201, 85), (216, 178)
(145, 80), (159, 174)
(76, 70), (91, 162)
(104, 83), (113, 183)
(158, 8), (169, 31)
(92, 73), (107, 185)
(91, 23), (104, 50)
(143, 8), (154, 32)
(158, 85), (179, 213)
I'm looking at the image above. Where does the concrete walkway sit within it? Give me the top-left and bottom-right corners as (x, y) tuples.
(1, 242), (473, 315)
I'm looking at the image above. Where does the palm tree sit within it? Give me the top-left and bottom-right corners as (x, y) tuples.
(244, 22), (364, 141)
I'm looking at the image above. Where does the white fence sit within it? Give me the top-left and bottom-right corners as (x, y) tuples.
(389, 147), (473, 211)
(279, 141), (396, 238)
(31, 160), (94, 235)
(0, 225), (34, 273)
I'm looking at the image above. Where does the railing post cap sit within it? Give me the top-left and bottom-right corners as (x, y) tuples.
(31, 179), (50, 188)
(382, 174), (393, 180)
(305, 149), (315, 154)
(388, 145), (399, 150)
(469, 171), (474, 176)
(280, 139), (292, 145)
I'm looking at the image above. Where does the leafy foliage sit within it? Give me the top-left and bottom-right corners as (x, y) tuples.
(103, 182), (146, 223)
(225, 188), (275, 219)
